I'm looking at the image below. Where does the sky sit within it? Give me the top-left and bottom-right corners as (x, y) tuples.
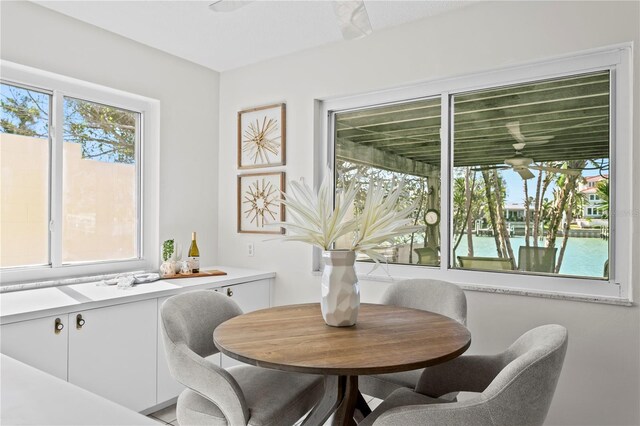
(1, 82), (135, 164)
(502, 164), (607, 204)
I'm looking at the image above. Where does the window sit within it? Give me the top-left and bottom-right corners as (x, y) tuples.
(321, 44), (632, 302)
(334, 98), (441, 266)
(62, 97), (139, 264)
(451, 71), (610, 280)
(0, 84), (51, 267)
(0, 61), (159, 283)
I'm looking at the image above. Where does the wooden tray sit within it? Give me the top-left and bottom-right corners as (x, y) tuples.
(161, 270), (227, 279)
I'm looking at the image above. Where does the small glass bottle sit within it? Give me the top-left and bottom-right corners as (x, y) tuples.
(188, 232), (200, 273)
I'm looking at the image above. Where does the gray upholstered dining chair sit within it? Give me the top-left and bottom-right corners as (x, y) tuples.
(360, 324), (568, 426)
(160, 290), (324, 426)
(359, 279), (467, 399)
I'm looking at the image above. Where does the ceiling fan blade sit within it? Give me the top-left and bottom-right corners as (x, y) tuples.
(528, 136), (554, 142)
(506, 121), (526, 144)
(529, 165), (581, 176)
(333, 0), (372, 40)
(471, 165), (509, 171)
(515, 167), (535, 180)
(208, 0), (252, 13)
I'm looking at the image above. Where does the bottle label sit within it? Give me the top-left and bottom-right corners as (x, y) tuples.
(188, 257), (200, 272)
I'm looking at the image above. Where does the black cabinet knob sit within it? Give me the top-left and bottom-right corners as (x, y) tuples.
(76, 314), (85, 329)
(54, 318), (64, 334)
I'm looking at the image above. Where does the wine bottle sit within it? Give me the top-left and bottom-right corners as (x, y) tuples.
(188, 232), (200, 273)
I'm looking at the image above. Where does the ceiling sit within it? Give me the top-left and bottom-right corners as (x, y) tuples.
(336, 71), (610, 174)
(33, 0), (470, 72)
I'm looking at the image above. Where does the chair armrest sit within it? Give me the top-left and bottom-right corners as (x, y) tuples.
(165, 340), (250, 425)
(373, 399), (494, 426)
(415, 354), (504, 397)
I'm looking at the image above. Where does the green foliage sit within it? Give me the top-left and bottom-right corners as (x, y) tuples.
(1, 83), (135, 164)
(0, 88), (47, 137)
(336, 160), (433, 248)
(596, 179), (609, 216)
(162, 239), (175, 262)
(452, 169), (501, 231)
(64, 98), (136, 164)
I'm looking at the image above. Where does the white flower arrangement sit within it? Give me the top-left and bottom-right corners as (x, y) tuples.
(279, 176), (423, 263)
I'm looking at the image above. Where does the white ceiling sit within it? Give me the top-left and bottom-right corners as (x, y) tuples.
(33, 1), (470, 72)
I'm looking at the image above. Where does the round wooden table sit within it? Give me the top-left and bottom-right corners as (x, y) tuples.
(214, 303), (471, 426)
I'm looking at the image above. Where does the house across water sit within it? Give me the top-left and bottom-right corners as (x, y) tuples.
(577, 175), (608, 229)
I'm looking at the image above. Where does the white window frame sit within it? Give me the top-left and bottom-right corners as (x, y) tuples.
(0, 60), (159, 284)
(316, 43), (633, 305)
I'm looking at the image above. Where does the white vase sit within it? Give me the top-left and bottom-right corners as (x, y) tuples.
(321, 250), (360, 327)
(159, 261), (175, 277)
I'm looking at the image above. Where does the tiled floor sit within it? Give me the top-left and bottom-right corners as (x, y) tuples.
(147, 404), (178, 426)
(148, 395), (383, 426)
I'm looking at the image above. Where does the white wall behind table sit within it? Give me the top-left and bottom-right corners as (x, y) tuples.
(216, 2), (640, 425)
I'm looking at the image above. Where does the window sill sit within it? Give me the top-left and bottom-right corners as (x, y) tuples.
(354, 272), (633, 307)
(0, 268), (149, 293)
(312, 262), (632, 306)
(0, 258), (155, 291)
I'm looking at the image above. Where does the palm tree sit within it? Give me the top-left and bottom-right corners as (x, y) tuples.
(546, 161), (586, 249)
(556, 190), (587, 272)
(596, 179), (609, 217)
(481, 170), (504, 258)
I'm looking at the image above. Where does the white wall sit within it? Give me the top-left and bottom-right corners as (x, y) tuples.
(0, 1), (220, 267)
(218, 2), (640, 425)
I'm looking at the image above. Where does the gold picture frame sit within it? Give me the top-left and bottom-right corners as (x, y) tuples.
(237, 103), (286, 169)
(237, 172), (285, 234)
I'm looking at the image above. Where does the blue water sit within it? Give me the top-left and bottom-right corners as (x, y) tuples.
(454, 236), (608, 278)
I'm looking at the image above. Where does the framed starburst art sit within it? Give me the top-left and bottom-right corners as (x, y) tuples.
(237, 172), (285, 234)
(238, 103), (286, 169)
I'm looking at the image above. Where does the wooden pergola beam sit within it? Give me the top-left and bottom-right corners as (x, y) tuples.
(336, 138), (438, 178)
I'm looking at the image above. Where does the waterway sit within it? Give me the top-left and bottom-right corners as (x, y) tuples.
(454, 235), (609, 278)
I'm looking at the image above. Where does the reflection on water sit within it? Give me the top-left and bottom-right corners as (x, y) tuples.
(455, 236), (608, 278)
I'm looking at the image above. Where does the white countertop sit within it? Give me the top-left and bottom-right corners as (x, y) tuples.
(67, 279), (181, 302)
(1, 354), (158, 425)
(0, 266), (275, 325)
(0, 287), (81, 318)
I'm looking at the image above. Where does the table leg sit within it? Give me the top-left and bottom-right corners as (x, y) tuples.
(302, 376), (370, 426)
(330, 376), (358, 426)
(301, 376), (340, 426)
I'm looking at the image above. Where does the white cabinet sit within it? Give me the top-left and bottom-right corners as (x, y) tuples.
(68, 299), (157, 412)
(217, 279), (271, 313)
(0, 302), (158, 412)
(1, 274), (273, 411)
(216, 280), (270, 369)
(0, 315), (68, 380)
